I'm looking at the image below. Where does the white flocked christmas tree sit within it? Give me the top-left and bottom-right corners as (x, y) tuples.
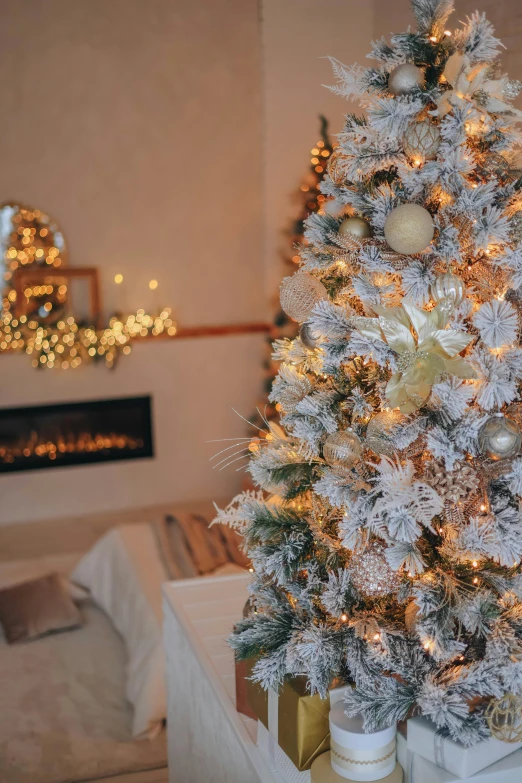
(214, 0), (522, 746)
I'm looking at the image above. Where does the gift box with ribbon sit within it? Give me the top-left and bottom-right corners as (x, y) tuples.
(242, 657), (332, 772)
(406, 716), (522, 780)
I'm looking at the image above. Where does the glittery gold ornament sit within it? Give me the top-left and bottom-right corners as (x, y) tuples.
(323, 430), (362, 468)
(279, 272), (327, 323)
(365, 409), (407, 457)
(424, 460), (480, 504)
(338, 216), (372, 239)
(299, 322), (320, 350)
(431, 272), (465, 306)
(402, 120), (441, 161)
(350, 542), (400, 598)
(384, 204), (434, 255)
(478, 415), (522, 461)
(388, 64), (425, 95)
(485, 694), (522, 742)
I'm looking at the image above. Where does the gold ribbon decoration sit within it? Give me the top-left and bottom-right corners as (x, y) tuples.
(331, 737), (397, 772)
(354, 301), (476, 413)
(436, 53), (522, 119)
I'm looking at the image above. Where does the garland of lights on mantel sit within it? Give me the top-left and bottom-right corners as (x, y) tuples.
(0, 308), (177, 370)
(0, 204), (267, 369)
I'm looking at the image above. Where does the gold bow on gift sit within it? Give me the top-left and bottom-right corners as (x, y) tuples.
(354, 301), (476, 413)
(436, 53), (522, 119)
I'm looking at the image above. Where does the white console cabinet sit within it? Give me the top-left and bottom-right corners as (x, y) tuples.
(163, 573), (283, 783)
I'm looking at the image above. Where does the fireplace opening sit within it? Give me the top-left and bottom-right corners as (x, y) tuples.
(0, 396), (154, 473)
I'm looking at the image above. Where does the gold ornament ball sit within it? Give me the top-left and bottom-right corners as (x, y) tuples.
(384, 203), (434, 255)
(431, 272), (465, 306)
(299, 322), (320, 350)
(402, 120), (441, 161)
(485, 694), (522, 743)
(279, 272), (327, 323)
(478, 415), (522, 461)
(366, 409), (407, 457)
(338, 216), (372, 239)
(388, 63), (425, 96)
(323, 430), (362, 468)
(350, 542), (400, 598)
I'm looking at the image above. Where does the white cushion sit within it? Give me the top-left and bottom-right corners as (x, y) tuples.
(72, 524), (168, 739)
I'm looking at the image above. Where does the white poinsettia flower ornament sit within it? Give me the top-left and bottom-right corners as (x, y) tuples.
(354, 300), (476, 413)
(473, 299), (519, 348)
(437, 53), (522, 118)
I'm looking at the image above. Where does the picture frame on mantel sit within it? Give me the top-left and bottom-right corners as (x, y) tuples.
(12, 266), (102, 328)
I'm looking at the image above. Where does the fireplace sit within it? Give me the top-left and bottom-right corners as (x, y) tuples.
(0, 396), (154, 473)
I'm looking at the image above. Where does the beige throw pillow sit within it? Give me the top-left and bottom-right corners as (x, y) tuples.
(0, 572), (82, 644)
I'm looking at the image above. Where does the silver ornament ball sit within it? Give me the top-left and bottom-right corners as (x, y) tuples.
(431, 272), (465, 307)
(366, 409), (407, 457)
(350, 542), (400, 598)
(338, 216), (372, 239)
(384, 203), (434, 255)
(323, 429), (362, 468)
(388, 63), (425, 96)
(279, 272), (327, 323)
(402, 120), (441, 162)
(478, 415), (522, 461)
(299, 322), (320, 350)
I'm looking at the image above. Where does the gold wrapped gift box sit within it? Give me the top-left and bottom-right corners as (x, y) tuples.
(242, 657), (332, 771)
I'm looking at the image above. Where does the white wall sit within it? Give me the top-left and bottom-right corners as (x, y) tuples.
(0, 0), (264, 524)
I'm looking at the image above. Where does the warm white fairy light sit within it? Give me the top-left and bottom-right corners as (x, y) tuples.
(0, 306), (176, 369)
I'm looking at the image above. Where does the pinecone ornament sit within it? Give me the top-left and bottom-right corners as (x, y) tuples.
(424, 461), (480, 504)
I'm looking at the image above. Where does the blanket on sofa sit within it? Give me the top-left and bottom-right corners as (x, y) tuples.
(0, 601), (167, 783)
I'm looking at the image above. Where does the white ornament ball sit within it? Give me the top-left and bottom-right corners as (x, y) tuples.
(323, 430), (362, 469)
(338, 216), (372, 239)
(279, 272), (327, 323)
(431, 272), (465, 307)
(366, 409), (407, 457)
(299, 322), (320, 350)
(384, 203), (434, 255)
(388, 63), (425, 96)
(402, 120), (441, 161)
(478, 415), (522, 461)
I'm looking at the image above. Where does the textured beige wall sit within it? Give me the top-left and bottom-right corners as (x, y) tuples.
(262, 0), (375, 296)
(0, 0), (264, 524)
(4, 0), (519, 526)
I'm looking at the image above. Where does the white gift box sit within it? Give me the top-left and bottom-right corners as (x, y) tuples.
(406, 716), (522, 780)
(329, 702), (397, 781)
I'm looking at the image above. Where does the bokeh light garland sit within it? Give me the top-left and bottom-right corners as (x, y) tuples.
(0, 307), (177, 369)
